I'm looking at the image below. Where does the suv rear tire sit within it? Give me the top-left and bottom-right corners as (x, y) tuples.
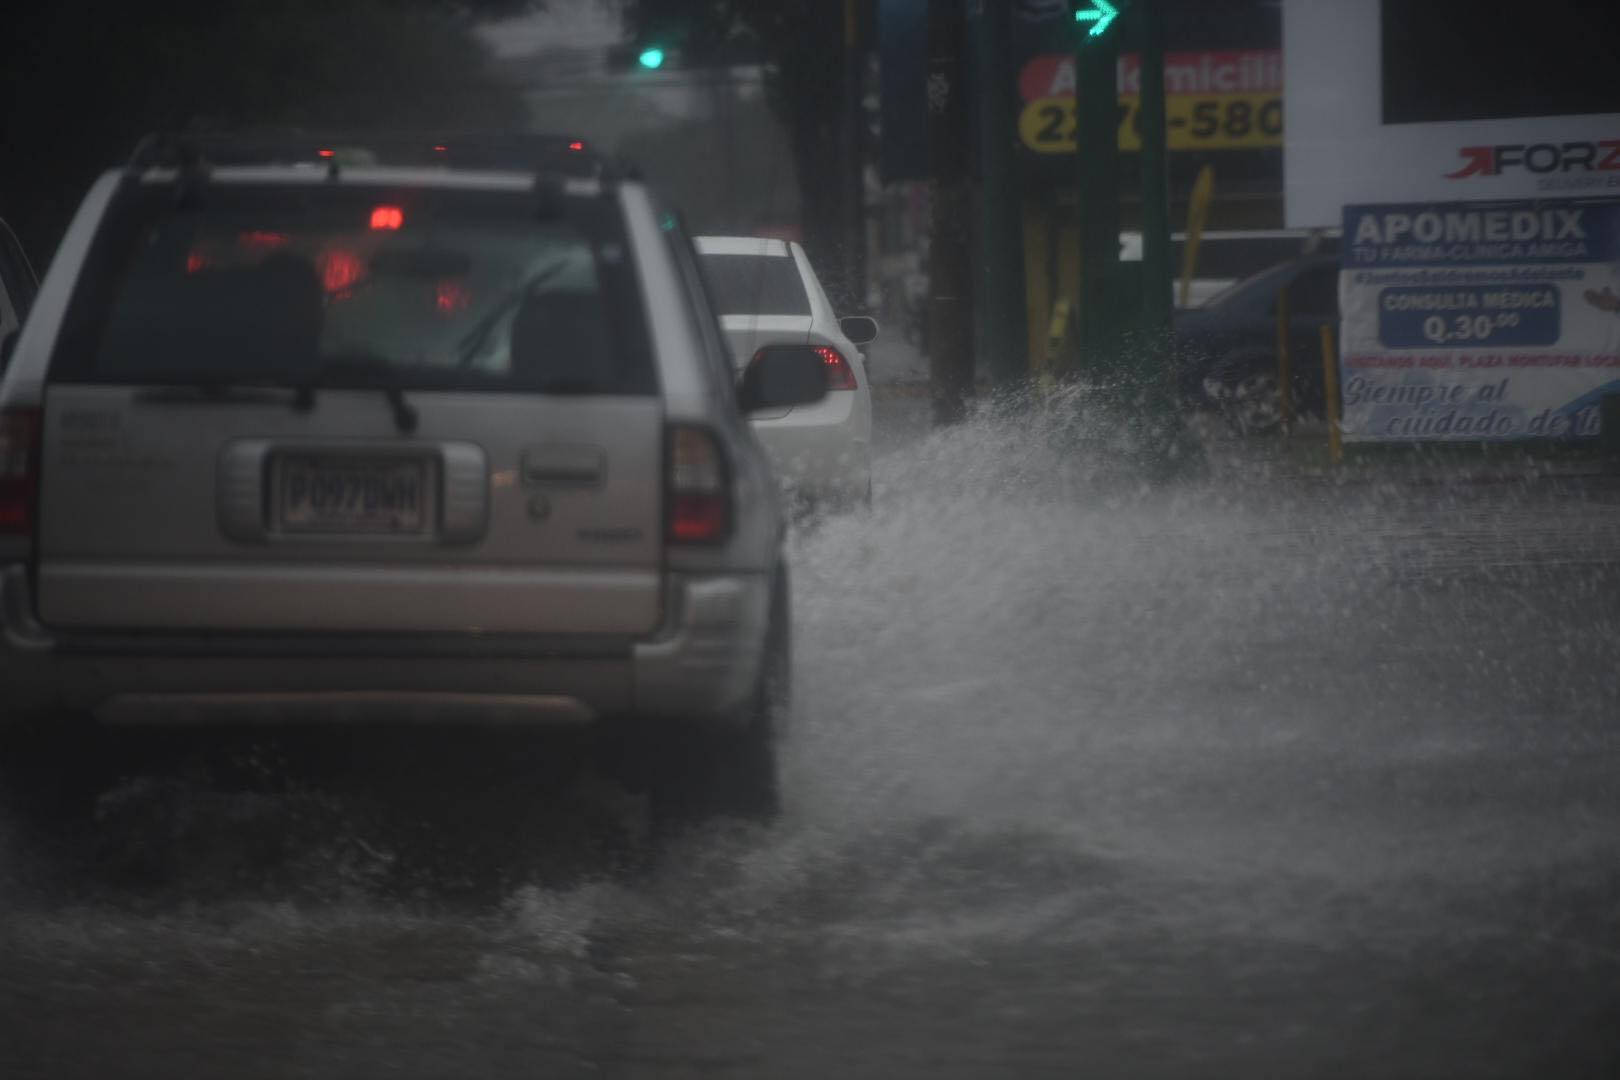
(0, 710), (102, 863)
(653, 594), (786, 825)
(606, 573), (788, 828)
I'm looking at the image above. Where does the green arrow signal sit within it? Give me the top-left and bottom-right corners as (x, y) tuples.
(1073, 0), (1119, 37)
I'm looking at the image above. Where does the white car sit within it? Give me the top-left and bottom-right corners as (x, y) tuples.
(694, 236), (876, 507)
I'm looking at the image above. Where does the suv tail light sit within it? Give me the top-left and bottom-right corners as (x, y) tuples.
(0, 407), (41, 535)
(667, 424), (731, 544)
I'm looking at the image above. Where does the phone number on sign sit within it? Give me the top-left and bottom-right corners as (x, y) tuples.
(1018, 93), (1281, 154)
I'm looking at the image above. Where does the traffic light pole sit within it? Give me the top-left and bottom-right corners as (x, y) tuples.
(1073, 0), (1202, 475)
(1073, 16), (1121, 383)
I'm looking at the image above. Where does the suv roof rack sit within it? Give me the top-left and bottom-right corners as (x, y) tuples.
(124, 130), (606, 180)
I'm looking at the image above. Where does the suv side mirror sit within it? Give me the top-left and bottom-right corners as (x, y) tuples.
(839, 315), (879, 346)
(737, 345), (829, 414)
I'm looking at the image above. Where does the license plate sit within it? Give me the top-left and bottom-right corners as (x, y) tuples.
(276, 455), (429, 534)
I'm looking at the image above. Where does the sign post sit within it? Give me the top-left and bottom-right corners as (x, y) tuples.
(1321, 324), (1343, 465)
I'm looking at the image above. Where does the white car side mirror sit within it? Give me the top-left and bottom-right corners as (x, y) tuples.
(839, 315), (878, 346)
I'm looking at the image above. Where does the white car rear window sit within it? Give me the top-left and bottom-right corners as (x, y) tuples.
(698, 253), (811, 317)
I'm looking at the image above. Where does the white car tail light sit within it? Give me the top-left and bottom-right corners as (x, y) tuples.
(747, 345), (857, 392)
(814, 345), (858, 390)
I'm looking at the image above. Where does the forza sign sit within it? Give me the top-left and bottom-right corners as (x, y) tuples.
(1446, 141), (1620, 180)
(1282, 0), (1620, 227)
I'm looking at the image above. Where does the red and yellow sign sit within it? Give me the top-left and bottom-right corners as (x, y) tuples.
(1016, 50), (1283, 155)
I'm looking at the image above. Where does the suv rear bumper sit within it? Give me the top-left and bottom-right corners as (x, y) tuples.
(0, 566), (770, 730)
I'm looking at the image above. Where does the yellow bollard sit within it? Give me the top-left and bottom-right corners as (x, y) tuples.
(1180, 165), (1214, 310)
(1320, 323), (1343, 465)
(1276, 286), (1293, 439)
(1039, 298), (1070, 394)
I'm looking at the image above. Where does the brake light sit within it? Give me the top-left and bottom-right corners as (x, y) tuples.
(0, 408), (41, 535)
(238, 230), (288, 250)
(667, 425), (731, 544)
(745, 345), (857, 392)
(318, 249), (365, 295)
(435, 279), (471, 314)
(808, 345), (858, 390)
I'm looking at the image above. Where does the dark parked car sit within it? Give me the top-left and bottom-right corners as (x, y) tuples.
(1171, 253), (1339, 433)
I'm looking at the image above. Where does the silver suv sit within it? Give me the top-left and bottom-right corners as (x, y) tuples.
(0, 139), (827, 820)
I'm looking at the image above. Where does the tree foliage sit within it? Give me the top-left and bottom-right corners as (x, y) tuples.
(0, 1), (535, 262)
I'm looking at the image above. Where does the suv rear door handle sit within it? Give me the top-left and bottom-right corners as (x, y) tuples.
(521, 445), (605, 489)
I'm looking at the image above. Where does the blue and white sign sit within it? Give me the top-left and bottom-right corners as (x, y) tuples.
(1339, 198), (1620, 442)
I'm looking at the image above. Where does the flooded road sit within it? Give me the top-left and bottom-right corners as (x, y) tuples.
(4, 399), (1620, 1078)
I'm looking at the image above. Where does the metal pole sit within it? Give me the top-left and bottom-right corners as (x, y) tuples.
(1179, 164), (1214, 309)
(1136, 0), (1171, 334)
(973, 0), (1024, 385)
(1074, 10), (1121, 384)
(926, 0), (974, 425)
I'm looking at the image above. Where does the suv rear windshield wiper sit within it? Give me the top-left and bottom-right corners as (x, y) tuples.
(134, 382), (305, 405)
(455, 260), (569, 368)
(297, 352), (419, 433)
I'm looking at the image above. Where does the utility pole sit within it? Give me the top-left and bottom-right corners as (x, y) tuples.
(973, 0), (1024, 386)
(926, 0), (973, 425)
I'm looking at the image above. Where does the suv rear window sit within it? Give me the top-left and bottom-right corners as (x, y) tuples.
(698, 253), (811, 316)
(53, 183), (655, 395)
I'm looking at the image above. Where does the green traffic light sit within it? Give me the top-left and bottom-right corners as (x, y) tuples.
(637, 47), (665, 70)
(1073, 0), (1119, 37)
